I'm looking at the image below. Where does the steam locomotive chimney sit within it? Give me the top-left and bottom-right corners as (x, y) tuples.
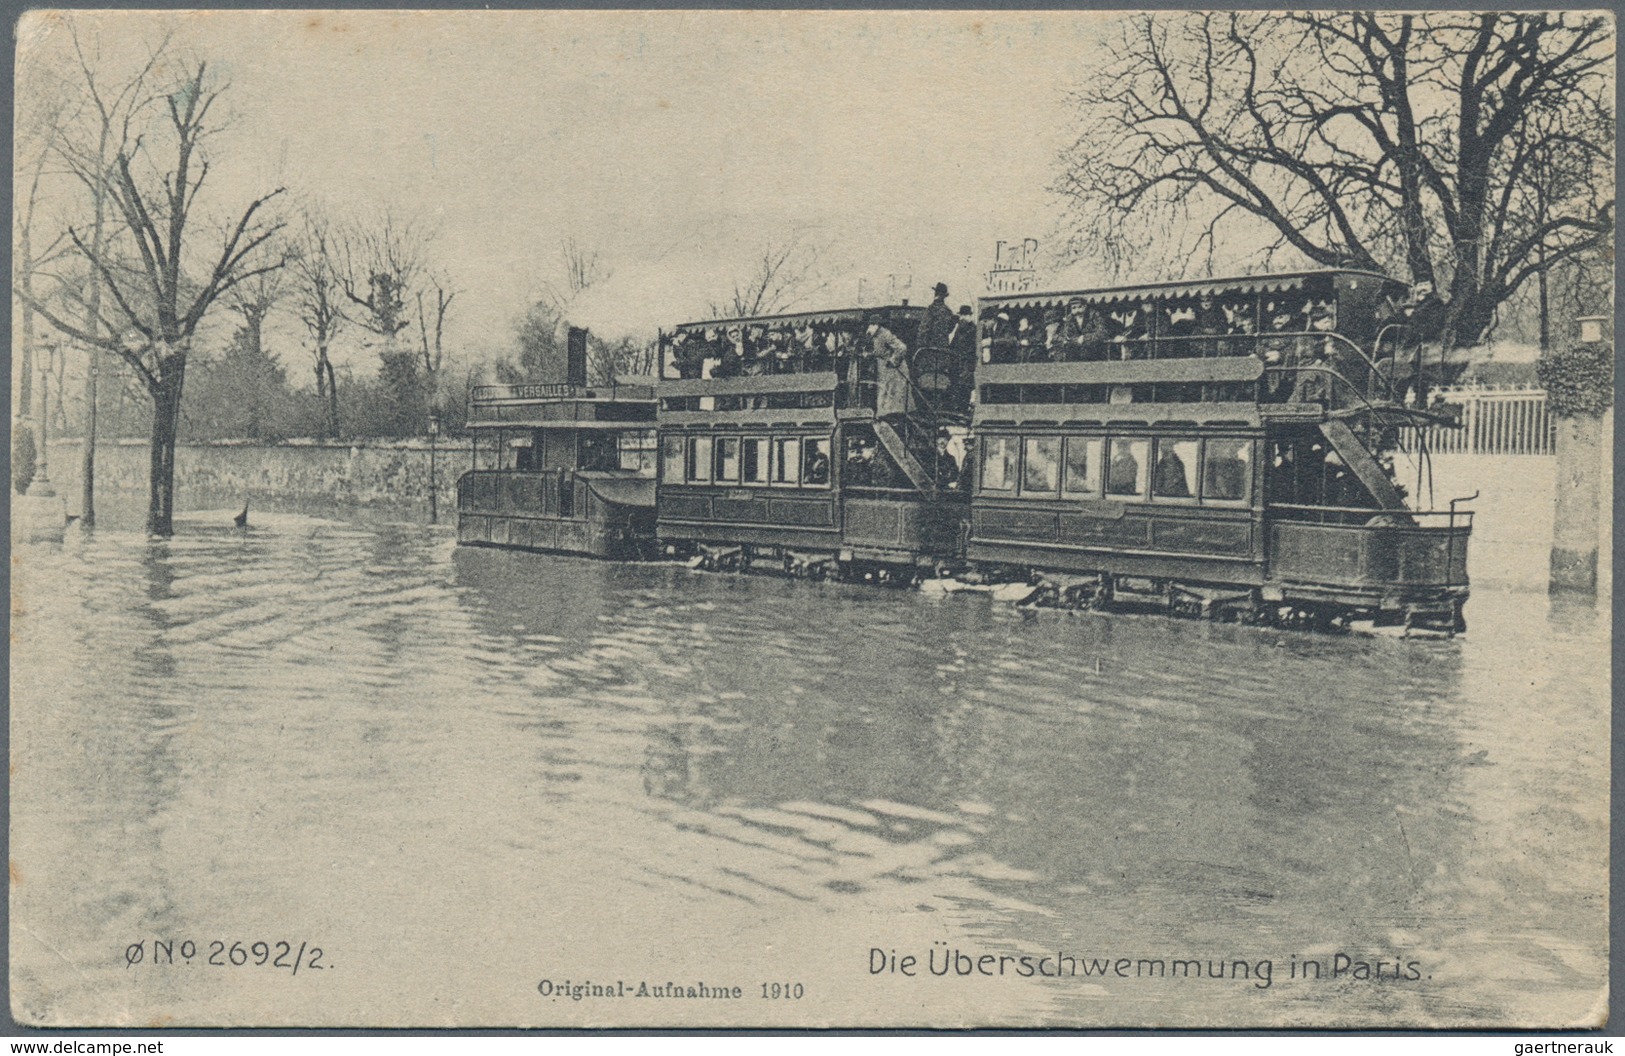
(566, 326), (589, 387)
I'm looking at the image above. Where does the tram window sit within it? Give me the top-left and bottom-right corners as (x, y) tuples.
(1020, 437), (1061, 497)
(660, 435), (684, 482)
(1203, 438), (1252, 502)
(772, 437), (801, 486)
(1106, 438), (1148, 497)
(1152, 438), (1199, 500)
(981, 436), (1016, 491)
(687, 436), (713, 483)
(619, 430), (658, 474)
(1063, 437), (1103, 496)
(716, 436), (741, 482)
(742, 437), (769, 485)
(802, 438), (832, 487)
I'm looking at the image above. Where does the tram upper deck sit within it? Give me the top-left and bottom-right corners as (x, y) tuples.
(973, 269), (1418, 429)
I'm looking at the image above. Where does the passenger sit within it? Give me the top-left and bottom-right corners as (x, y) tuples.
(713, 326), (744, 378)
(1042, 306), (1065, 361)
(1061, 298), (1107, 361)
(1294, 345), (1331, 406)
(1192, 297), (1226, 357)
(1221, 301), (1255, 357)
(742, 326), (770, 376)
(1107, 444), (1141, 495)
(934, 431), (961, 490)
(865, 313), (912, 419)
(948, 305), (977, 358)
(669, 332), (702, 379)
(1164, 304), (1197, 354)
(917, 282), (955, 352)
(947, 305), (977, 405)
(768, 328), (795, 374)
(794, 323), (820, 372)
(1153, 445), (1192, 497)
(984, 311), (1016, 363)
(1015, 315), (1038, 362)
(845, 437), (876, 487)
(803, 444), (831, 486)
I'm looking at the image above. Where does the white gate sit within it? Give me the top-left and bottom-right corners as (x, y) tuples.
(1402, 386), (1556, 456)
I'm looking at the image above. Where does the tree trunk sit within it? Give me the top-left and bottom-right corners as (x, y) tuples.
(319, 349), (340, 439)
(1549, 412), (1602, 595)
(81, 349), (99, 526)
(146, 350), (188, 538)
(146, 383), (180, 537)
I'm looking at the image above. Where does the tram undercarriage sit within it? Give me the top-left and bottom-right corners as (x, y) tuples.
(662, 539), (1467, 637)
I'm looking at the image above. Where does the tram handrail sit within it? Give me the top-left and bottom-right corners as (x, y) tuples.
(1269, 501), (1474, 525)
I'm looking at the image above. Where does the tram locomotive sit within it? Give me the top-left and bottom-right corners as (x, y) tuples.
(458, 270), (1473, 634)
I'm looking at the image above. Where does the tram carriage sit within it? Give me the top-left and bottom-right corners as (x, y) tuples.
(654, 305), (970, 579)
(966, 269), (1471, 632)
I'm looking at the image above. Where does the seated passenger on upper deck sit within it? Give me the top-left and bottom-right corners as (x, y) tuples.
(794, 323), (822, 372)
(713, 325), (745, 378)
(767, 328), (796, 374)
(1109, 304), (1151, 359)
(1014, 315), (1039, 362)
(983, 312), (1017, 363)
(1060, 298), (1107, 361)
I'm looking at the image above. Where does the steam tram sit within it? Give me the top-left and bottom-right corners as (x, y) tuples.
(458, 270), (1473, 633)
(457, 328), (659, 559)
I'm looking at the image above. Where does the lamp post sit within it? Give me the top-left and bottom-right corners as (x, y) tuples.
(33, 347), (55, 499)
(428, 412), (442, 525)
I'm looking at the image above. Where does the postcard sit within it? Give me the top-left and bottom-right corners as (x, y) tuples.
(9, 8), (1612, 1030)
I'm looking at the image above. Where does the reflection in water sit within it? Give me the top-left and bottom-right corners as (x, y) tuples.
(9, 509), (1608, 1028)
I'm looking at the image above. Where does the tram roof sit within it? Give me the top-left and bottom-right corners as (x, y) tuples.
(981, 269), (1406, 311)
(668, 303), (921, 335)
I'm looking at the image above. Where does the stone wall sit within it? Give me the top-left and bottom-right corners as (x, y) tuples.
(44, 438), (471, 513)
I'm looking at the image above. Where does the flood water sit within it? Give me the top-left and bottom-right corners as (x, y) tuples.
(9, 501), (1609, 1028)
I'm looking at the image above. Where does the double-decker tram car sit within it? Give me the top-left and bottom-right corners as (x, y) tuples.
(965, 269), (1473, 633)
(653, 304), (973, 580)
(457, 329), (659, 559)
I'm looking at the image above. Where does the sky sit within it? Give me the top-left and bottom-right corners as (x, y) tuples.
(17, 9), (1125, 375)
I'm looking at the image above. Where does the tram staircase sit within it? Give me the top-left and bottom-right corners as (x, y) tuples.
(871, 418), (938, 495)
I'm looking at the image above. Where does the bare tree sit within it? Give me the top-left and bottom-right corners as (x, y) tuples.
(561, 237), (607, 298)
(43, 22), (175, 525)
(289, 209), (345, 438)
(339, 208), (428, 346)
(415, 278), (456, 382)
(1057, 12), (1614, 349)
(22, 60), (286, 536)
(339, 209), (435, 433)
(711, 234), (828, 318)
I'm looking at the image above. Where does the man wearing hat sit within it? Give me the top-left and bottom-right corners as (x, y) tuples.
(914, 282), (956, 410)
(947, 305), (978, 407)
(917, 282), (955, 352)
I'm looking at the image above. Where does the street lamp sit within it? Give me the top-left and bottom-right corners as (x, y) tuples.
(1577, 316), (1609, 345)
(427, 411), (442, 524)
